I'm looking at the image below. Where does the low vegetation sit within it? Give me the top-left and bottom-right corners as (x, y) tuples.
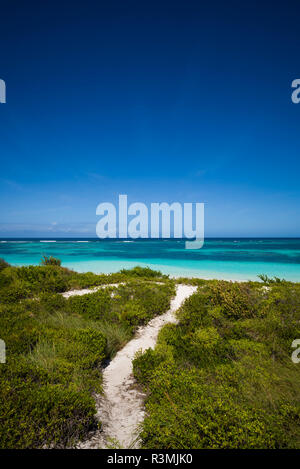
(41, 255), (62, 266)
(133, 279), (300, 449)
(1, 256), (300, 449)
(0, 260), (174, 448)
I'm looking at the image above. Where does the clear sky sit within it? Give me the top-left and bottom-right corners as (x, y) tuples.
(0, 0), (300, 237)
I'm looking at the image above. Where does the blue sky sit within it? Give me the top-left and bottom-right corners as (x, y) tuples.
(0, 0), (300, 237)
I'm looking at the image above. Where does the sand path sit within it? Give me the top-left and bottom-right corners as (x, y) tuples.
(70, 283), (197, 449)
(62, 284), (122, 299)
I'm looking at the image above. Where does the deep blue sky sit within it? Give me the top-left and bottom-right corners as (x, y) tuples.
(0, 0), (300, 237)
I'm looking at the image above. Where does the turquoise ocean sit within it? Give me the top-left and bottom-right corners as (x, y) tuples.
(1, 238), (300, 281)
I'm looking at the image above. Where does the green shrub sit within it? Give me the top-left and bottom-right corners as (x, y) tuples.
(0, 282), (30, 304)
(0, 270), (13, 289)
(16, 265), (69, 293)
(66, 289), (112, 320)
(39, 292), (66, 312)
(176, 291), (212, 328)
(0, 378), (96, 448)
(117, 300), (148, 327)
(120, 266), (167, 278)
(208, 281), (259, 319)
(133, 348), (165, 385)
(0, 258), (10, 272)
(68, 271), (123, 289)
(41, 256), (61, 266)
(74, 328), (107, 357)
(0, 303), (39, 355)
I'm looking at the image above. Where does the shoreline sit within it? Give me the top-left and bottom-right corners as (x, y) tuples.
(3, 259), (300, 283)
(3, 259), (255, 282)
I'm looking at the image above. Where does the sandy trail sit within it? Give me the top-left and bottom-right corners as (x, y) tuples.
(62, 284), (122, 299)
(76, 284), (197, 449)
(62, 282), (166, 299)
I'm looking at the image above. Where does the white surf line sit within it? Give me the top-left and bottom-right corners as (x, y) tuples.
(77, 284), (197, 449)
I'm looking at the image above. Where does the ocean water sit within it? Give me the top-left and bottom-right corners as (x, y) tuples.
(1, 238), (300, 282)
